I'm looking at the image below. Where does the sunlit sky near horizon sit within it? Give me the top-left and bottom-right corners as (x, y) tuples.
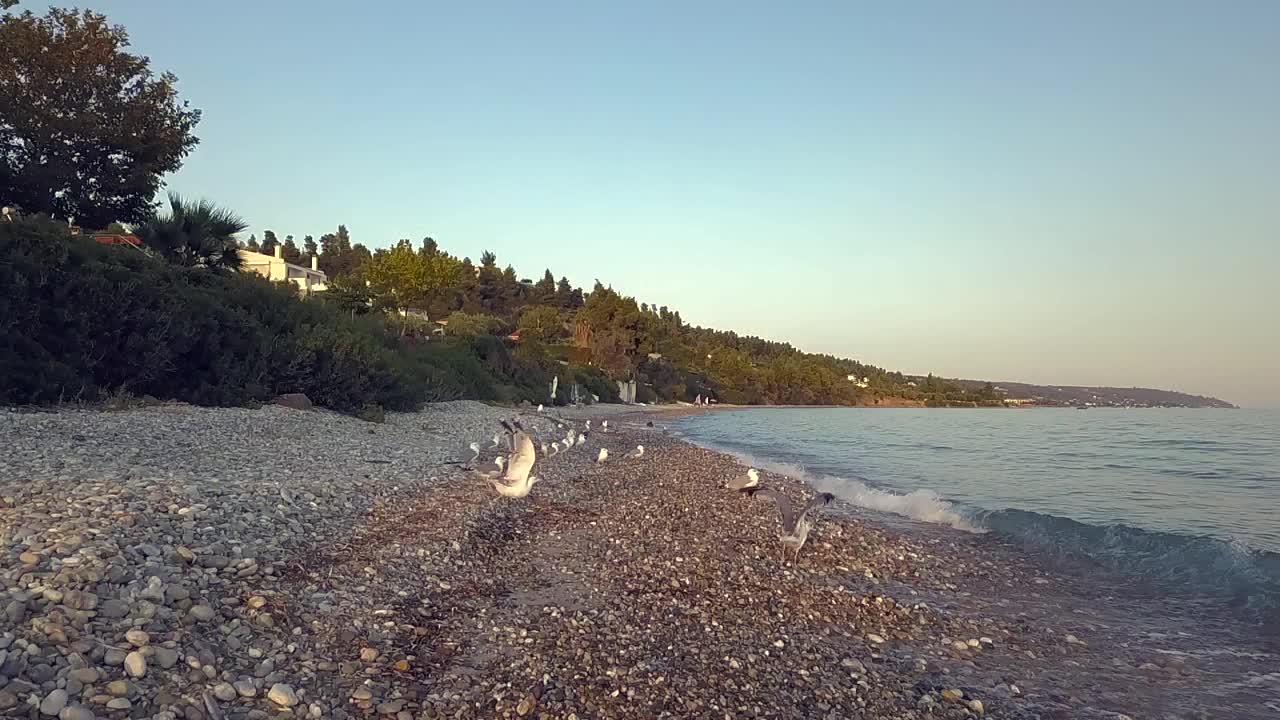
(65, 1), (1279, 406)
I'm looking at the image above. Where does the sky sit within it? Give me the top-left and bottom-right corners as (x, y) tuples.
(59, 1), (1280, 406)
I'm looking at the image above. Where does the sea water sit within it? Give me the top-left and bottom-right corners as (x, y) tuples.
(674, 408), (1280, 616)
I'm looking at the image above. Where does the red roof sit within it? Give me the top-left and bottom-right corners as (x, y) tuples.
(93, 234), (141, 246)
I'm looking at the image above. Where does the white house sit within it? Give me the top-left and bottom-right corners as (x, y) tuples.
(238, 246), (327, 295)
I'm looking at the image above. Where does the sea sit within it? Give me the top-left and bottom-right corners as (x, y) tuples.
(673, 407), (1280, 621)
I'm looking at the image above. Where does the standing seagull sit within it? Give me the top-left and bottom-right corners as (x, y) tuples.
(726, 468), (760, 491)
(596, 448), (609, 464)
(537, 404), (544, 413)
(624, 445), (644, 459)
(577, 432), (587, 446)
(487, 421), (540, 498)
(549, 442), (561, 456)
(745, 488), (836, 563)
(465, 442), (481, 466)
(602, 420), (609, 433)
(540, 441), (549, 456)
(491, 433), (502, 449)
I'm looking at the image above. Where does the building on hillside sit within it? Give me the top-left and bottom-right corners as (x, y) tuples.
(847, 374), (870, 388)
(238, 245), (327, 294)
(92, 233), (142, 247)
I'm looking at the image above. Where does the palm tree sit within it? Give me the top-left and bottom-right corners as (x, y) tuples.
(135, 193), (248, 271)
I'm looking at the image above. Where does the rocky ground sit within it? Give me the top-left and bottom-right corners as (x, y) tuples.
(1, 403), (1275, 719)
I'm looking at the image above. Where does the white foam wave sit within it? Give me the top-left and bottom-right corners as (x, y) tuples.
(701, 446), (982, 533)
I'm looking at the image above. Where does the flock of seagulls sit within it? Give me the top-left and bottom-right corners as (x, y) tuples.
(459, 414), (839, 563)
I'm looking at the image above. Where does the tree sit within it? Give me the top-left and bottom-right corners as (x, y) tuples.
(0, 7), (201, 227)
(302, 234), (317, 258)
(281, 235), (302, 264)
(259, 230), (278, 257)
(244, 233), (260, 252)
(518, 306), (564, 344)
(134, 193), (247, 271)
(363, 239), (463, 334)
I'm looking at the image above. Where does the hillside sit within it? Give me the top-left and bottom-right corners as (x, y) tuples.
(950, 379), (1236, 408)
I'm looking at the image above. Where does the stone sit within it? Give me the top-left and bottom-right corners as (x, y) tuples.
(98, 600), (129, 619)
(840, 658), (865, 674)
(188, 605), (216, 622)
(234, 680), (257, 698)
(124, 651), (146, 678)
(0, 691), (17, 711)
(213, 683), (237, 702)
(124, 630), (150, 647)
(104, 648), (126, 666)
(968, 699), (985, 715)
(941, 688), (964, 702)
(274, 394), (314, 411)
(516, 695), (536, 716)
(351, 688), (372, 701)
(376, 701), (403, 715)
(154, 647), (180, 669)
(63, 591), (98, 611)
(393, 660), (410, 672)
(107, 698), (132, 711)
(359, 648), (379, 662)
(176, 547), (196, 563)
(19, 552), (40, 565)
(41, 689), (69, 716)
(106, 681), (131, 697)
(866, 633), (885, 644)
(68, 668), (100, 684)
(59, 706), (95, 720)
(267, 684), (298, 707)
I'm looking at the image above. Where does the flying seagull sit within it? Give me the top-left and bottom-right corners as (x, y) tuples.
(491, 433), (502, 449)
(745, 488), (836, 563)
(726, 468), (760, 491)
(471, 456), (506, 480)
(624, 445), (644, 459)
(486, 421), (540, 498)
(596, 448), (609, 464)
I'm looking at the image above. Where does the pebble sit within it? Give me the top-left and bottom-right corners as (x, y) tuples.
(68, 668), (99, 684)
(123, 651), (146, 678)
(188, 605), (216, 622)
(59, 706), (95, 720)
(941, 688), (964, 702)
(106, 681), (131, 697)
(213, 683), (237, 702)
(107, 698), (132, 711)
(866, 634), (885, 644)
(40, 689), (69, 716)
(124, 629), (150, 647)
(968, 699), (985, 715)
(267, 684), (298, 707)
(234, 680), (257, 698)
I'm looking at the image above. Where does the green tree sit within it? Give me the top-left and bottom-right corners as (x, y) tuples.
(281, 235), (303, 264)
(244, 233), (260, 252)
(363, 240), (462, 334)
(518, 305), (564, 343)
(260, 230), (278, 257)
(302, 234), (317, 257)
(0, 7), (201, 227)
(443, 311), (503, 338)
(134, 193), (247, 271)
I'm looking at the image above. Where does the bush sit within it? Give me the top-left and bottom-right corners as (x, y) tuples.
(0, 218), (536, 413)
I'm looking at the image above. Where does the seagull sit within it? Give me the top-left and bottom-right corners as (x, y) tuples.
(486, 421), (540, 498)
(596, 448), (609, 464)
(726, 468), (760, 491)
(550, 442), (561, 456)
(602, 420), (609, 432)
(624, 445), (644, 459)
(537, 404), (544, 413)
(465, 442), (481, 466)
(491, 433), (502, 449)
(540, 442), (549, 456)
(744, 488), (836, 563)
(577, 432), (587, 445)
(471, 456), (506, 480)
(563, 432), (575, 448)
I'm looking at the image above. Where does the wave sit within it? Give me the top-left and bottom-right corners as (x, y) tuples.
(678, 440), (982, 532)
(974, 508), (1280, 614)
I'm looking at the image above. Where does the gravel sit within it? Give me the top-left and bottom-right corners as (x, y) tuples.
(1, 401), (1272, 719)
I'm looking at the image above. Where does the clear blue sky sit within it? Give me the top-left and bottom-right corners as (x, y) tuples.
(78, 1), (1280, 406)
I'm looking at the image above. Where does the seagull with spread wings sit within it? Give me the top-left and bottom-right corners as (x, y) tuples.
(487, 420), (541, 498)
(744, 487), (836, 563)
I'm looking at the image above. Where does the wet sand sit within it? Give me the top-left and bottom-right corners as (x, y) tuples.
(281, 414), (1276, 719)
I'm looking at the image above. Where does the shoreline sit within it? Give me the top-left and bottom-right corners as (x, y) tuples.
(1, 403), (1273, 718)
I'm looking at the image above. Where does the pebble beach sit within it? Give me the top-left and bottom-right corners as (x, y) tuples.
(1, 402), (1275, 720)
